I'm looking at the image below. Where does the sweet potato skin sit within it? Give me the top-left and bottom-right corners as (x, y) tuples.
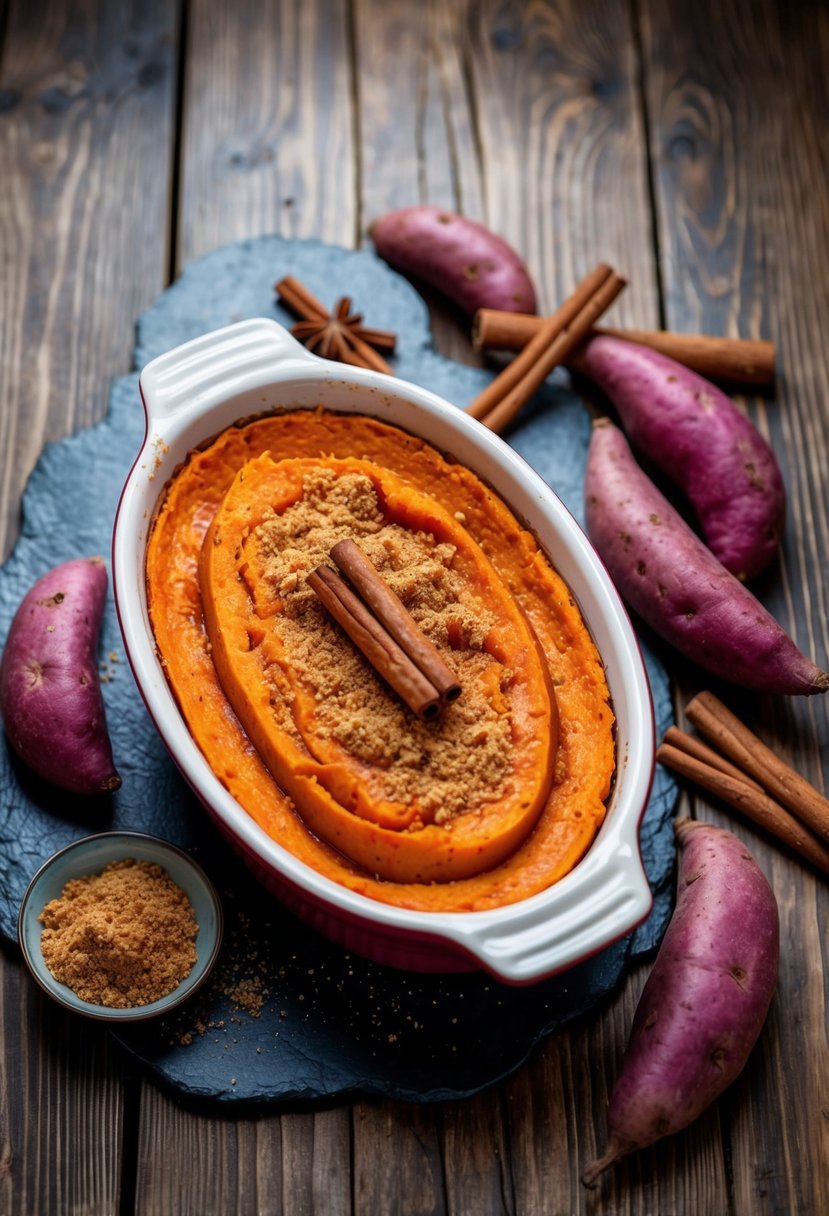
(583, 818), (779, 1182)
(580, 335), (785, 580)
(0, 557), (121, 793)
(370, 205), (537, 316)
(584, 419), (828, 695)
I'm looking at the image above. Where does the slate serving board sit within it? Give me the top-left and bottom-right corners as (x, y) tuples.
(0, 236), (677, 1106)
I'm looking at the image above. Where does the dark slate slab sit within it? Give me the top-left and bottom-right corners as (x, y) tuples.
(0, 236), (677, 1106)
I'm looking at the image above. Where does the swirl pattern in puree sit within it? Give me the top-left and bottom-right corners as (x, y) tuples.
(145, 410), (614, 912)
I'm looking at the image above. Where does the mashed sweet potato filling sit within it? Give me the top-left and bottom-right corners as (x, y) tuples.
(146, 410), (615, 912)
(199, 454), (556, 884)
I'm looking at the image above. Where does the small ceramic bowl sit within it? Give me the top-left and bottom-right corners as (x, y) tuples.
(113, 318), (655, 985)
(18, 831), (224, 1022)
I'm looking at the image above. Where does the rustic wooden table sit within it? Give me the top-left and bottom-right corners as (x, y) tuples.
(1, 1), (827, 1212)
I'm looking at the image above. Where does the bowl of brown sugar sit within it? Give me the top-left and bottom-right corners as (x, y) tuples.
(18, 831), (223, 1021)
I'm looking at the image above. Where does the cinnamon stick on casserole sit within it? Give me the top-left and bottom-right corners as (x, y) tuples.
(329, 539), (461, 706)
(307, 542), (460, 722)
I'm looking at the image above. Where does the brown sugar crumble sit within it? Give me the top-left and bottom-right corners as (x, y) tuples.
(38, 859), (199, 1008)
(250, 467), (515, 824)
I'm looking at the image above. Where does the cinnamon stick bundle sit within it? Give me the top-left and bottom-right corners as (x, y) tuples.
(472, 310), (776, 389)
(465, 264), (626, 434)
(329, 539), (461, 705)
(661, 724), (764, 792)
(308, 542), (462, 721)
(657, 739), (829, 877)
(307, 564), (443, 722)
(657, 689), (829, 877)
(686, 691), (829, 842)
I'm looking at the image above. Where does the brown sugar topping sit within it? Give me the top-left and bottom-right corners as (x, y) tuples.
(252, 468), (515, 824)
(38, 859), (199, 1008)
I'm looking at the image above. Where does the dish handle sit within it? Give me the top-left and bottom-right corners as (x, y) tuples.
(448, 845), (653, 984)
(138, 318), (316, 424)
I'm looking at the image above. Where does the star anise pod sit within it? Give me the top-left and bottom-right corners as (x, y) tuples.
(275, 277), (396, 374)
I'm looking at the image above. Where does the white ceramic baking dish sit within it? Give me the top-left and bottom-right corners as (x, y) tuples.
(112, 317), (655, 985)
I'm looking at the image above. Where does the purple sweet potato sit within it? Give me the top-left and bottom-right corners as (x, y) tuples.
(370, 205), (537, 316)
(0, 557), (121, 793)
(583, 818), (779, 1183)
(584, 419), (828, 695)
(579, 335), (785, 580)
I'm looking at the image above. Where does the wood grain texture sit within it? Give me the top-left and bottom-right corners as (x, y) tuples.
(0, 956), (125, 1215)
(451, 3), (725, 1213)
(0, 2), (178, 1213)
(354, 0), (487, 365)
(134, 4), (360, 1213)
(133, 1093), (352, 1216)
(352, 1099), (445, 1216)
(177, 0), (356, 265)
(282, 1108), (352, 1216)
(1, 0), (828, 1212)
(354, 0), (484, 225)
(351, 5), (665, 1208)
(341, 0), (497, 1180)
(440, 1089), (514, 1216)
(459, 0), (658, 328)
(640, 2), (829, 1211)
(0, 0), (180, 559)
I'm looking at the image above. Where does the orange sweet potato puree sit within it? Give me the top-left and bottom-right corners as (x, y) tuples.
(146, 410), (615, 912)
(200, 452), (557, 884)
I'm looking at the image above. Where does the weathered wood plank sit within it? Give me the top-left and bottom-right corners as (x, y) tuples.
(281, 1107), (352, 1216)
(441, 1089), (514, 1216)
(134, 1092), (352, 1216)
(639, 2), (829, 1212)
(346, 4), (516, 1203)
(461, 0), (658, 327)
(135, 2), (358, 1212)
(0, 950), (124, 1214)
(352, 0), (486, 365)
(0, 0), (180, 558)
(348, 2), (508, 1205)
(354, 0), (483, 225)
(0, 2), (179, 1213)
(353, 1099), (445, 1216)
(177, 0), (356, 266)
(354, 3), (718, 1212)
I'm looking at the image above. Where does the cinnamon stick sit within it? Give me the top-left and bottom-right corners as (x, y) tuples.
(330, 539), (461, 706)
(466, 265), (627, 433)
(686, 691), (829, 842)
(307, 565), (442, 722)
(465, 263), (613, 423)
(344, 325), (397, 354)
(472, 310), (776, 389)
(336, 332), (395, 375)
(661, 725), (764, 792)
(275, 275), (328, 320)
(657, 741), (829, 878)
